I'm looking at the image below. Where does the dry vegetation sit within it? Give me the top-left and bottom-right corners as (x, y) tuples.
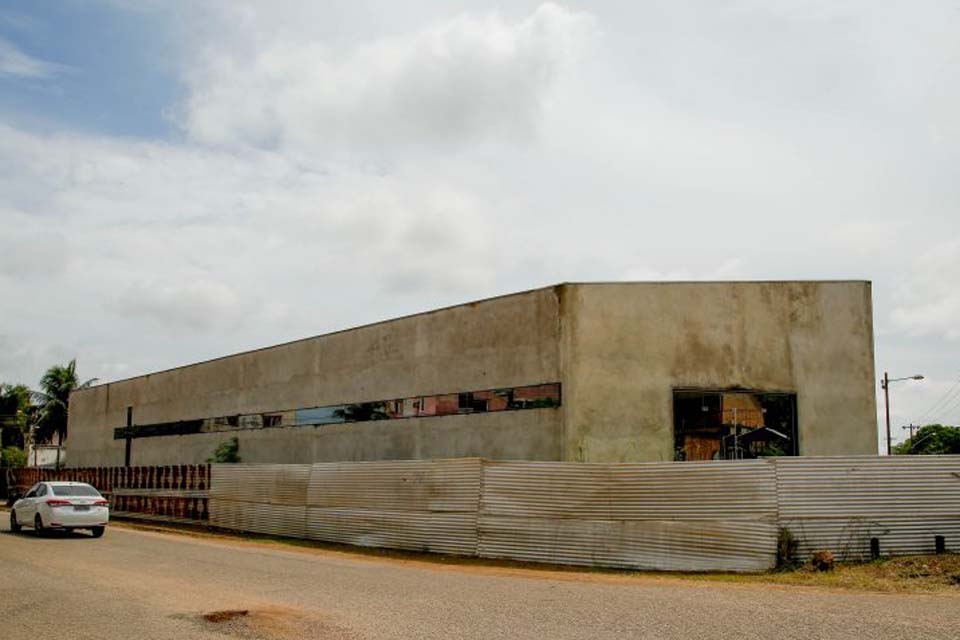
(108, 518), (960, 595)
(715, 554), (960, 593)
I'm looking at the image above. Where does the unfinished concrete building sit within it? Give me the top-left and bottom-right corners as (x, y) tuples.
(67, 281), (878, 467)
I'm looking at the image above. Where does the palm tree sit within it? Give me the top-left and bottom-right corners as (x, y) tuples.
(33, 359), (97, 469)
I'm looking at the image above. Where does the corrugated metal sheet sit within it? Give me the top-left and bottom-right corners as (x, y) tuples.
(209, 464), (311, 537)
(211, 464), (311, 505)
(478, 460), (777, 572)
(306, 508), (477, 555)
(306, 458), (482, 511)
(480, 516), (777, 572)
(305, 459), (482, 555)
(774, 456), (960, 560)
(209, 500), (308, 538)
(199, 456), (959, 570)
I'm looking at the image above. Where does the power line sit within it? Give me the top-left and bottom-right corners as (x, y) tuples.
(931, 390), (960, 426)
(913, 373), (960, 425)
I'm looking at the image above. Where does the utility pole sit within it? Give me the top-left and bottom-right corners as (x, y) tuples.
(883, 372), (891, 455)
(881, 372), (924, 455)
(902, 423), (919, 441)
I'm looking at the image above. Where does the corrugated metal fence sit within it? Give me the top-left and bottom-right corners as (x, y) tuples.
(206, 455), (959, 571)
(15, 456), (957, 571)
(775, 456), (960, 561)
(210, 464), (311, 538)
(478, 460), (777, 571)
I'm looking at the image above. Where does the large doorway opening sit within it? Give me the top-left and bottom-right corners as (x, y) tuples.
(673, 389), (798, 461)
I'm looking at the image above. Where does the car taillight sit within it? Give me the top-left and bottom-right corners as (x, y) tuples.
(46, 499), (72, 507)
(94, 499), (109, 507)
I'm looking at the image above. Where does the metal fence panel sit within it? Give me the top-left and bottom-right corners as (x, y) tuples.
(211, 464), (311, 506)
(306, 508), (477, 556)
(479, 516), (777, 572)
(774, 456), (960, 560)
(306, 458), (483, 512)
(479, 460), (778, 571)
(209, 500), (308, 539)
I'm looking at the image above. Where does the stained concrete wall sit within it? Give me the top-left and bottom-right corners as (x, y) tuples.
(561, 282), (877, 462)
(68, 281), (877, 467)
(68, 288), (562, 466)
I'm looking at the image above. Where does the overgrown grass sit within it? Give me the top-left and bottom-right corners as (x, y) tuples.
(704, 554), (960, 593)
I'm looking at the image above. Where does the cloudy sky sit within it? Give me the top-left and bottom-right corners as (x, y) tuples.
(0, 1), (957, 446)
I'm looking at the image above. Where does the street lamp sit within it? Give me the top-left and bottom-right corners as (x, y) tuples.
(881, 372), (924, 455)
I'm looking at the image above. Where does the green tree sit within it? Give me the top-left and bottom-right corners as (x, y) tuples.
(208, 437), (241, 463)
(893, 424), (960, 455)
(0, 446), (27, 468)
(33, 360), (97, 468)
(0, 383), (33, 449)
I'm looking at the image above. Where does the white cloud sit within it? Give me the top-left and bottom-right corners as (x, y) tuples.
(0, 36), (61, 78)
(0, 123), (498, 353)
(1, 0), (959, 415)
(179, 3), (595, 150)
(890, 240), (960, 341)
(113, 278), (255, 330)
(621, 258), (744, 282)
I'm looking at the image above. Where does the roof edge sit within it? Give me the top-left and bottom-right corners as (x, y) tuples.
(74, 279), (870, 392)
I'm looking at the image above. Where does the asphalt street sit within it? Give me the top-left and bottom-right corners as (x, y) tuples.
(1, 514), (958, 639)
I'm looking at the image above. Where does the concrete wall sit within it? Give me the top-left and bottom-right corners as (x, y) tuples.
(68, 288), (562, 466)
(561, 282), (877, 462)
(68, 281), (877, 466)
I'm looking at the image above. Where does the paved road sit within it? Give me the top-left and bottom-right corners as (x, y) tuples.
(1, 516), (958, 640)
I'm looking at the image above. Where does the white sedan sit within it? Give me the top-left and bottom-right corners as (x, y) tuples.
(10, 481), (109, 538)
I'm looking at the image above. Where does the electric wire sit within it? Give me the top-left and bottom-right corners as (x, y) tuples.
(912, 373), (960, 426)
(930, 389), (960, 426)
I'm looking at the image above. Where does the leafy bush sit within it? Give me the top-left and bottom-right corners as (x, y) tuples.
(208, 437), (241, 463)
(0, 446), (26, 469)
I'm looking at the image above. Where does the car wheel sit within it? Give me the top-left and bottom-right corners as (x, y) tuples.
(90, 526), (105, 538)
(34, 514), (45, 537)
(9, 510), (21, 533)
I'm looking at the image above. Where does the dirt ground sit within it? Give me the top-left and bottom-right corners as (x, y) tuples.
(108, 516), (960, 594)
(3, 512), (959, 640)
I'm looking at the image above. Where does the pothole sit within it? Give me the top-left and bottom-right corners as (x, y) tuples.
(181, 606), (361, 639)
(203, 609), (250, 623)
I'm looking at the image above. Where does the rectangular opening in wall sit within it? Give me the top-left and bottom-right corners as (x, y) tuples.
(673, 389), (798, 461)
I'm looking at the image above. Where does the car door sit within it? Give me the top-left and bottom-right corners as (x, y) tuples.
(17, 483), (39, 522)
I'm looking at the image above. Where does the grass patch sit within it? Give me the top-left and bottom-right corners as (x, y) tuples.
(690, 554), (960, 593)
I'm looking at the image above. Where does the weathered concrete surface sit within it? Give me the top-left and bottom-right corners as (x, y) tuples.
(562, 282), (876, 461)
(2, 518), (957, 640)
(68, 288), (561, 466)
(97, 409), (560, 466)
(68, 281), (876, 466)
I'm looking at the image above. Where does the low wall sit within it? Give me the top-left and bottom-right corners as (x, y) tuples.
(8, 464), (210, 525)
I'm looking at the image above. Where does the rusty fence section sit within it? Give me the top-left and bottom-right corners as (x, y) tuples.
(9, 465), (210, 525)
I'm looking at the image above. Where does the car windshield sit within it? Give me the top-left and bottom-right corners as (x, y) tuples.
(50, 485), (101, 497)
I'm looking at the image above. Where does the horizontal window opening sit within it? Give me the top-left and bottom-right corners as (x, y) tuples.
(114, 382), (561, 440)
